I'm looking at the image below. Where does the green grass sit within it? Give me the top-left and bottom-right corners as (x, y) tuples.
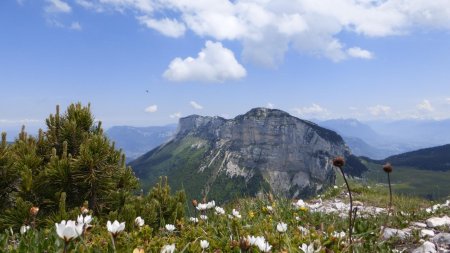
(361, 160), (450, 200)
(3, 181), (448, 253)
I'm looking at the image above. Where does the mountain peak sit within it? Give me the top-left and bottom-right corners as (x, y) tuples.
(131, 107), (367, 202)
(242, 107), (290, 118)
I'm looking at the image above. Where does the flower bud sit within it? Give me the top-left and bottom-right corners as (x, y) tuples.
(332, 157), (345, 168)
(29, 206), (39, 216)
(239, 237), (251, 251)
(81, 206), (89, 214)
(192, 199), (198, 207)
(383, 163), (393, 173)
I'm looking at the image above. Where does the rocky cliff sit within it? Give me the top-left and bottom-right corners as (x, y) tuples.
(130, 108), (366, 201)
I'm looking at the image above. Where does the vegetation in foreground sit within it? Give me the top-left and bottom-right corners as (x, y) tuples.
(2, 178), (449, 252)
(1, 103), (450, 252)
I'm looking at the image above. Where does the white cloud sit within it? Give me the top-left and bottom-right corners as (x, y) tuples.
(347, 47), (373, 59)
(16, 0), (25, 5)
(293, 104), (328, 118)
(45, 0), (71, 13)
(75, 0), (104, 12)
(266, 103), (274, 109)
(163, 41), (246, 82)
(144, 104), (158, 113)
(169, 112), (182, 119)
(76, 0), (450, 65)
(0, 119), (40, 124)
(138, 16), (186, 38)
(70, 22), (82, 31)
(417, 99), (434, 111)
(368, 105), (391, 116)
(190, 101), (203, 110)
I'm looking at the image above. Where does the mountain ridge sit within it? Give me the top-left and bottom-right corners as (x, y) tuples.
(130, 108), (366, 202)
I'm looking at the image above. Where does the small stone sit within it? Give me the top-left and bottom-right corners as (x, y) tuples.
(412, 222), (427, 228)
(333, 202), (346, 210)
(382, 228), (411, 240)
(426, 216), (450, 228)
(420, 229), (435, 238)
(432, 233), (450, 247)
(411, 241), (437, 253)
(353, 201), (364, 207)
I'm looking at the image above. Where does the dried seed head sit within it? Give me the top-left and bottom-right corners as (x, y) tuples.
(383, 163), (393, 173)
(332, 157), (345, 168)
(268, 192), (274, 203)
(81, 206), (89, 214)
(30, 206), (39, 216)
(192, 199), (198, 207)
(239, 237), (251, 251)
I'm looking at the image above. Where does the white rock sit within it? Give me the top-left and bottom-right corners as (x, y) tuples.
(333, 202), (346, 210)
(412, 222), (427, 228)
(432, 233), (450, 246)
(382, 228), (410, 240)
(426, 216), (450, 228)
(411, 241), (436, 253)
(420, 229), (435, 237)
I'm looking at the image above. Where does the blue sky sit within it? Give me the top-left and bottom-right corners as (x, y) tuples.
(1, 0), (450, 137)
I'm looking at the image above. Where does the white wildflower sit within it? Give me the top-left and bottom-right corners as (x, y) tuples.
(161, 244), (175, 253)
(215, 206), (225, 215)
(165, 224), (175, 232)
(134, 216), (144, 227)
(200, 240), (209, 249)
(276, 222), (287, 233)
(107, 220), (125, 237)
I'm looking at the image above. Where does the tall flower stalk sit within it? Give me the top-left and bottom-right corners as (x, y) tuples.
(382, 163), (394, 230)
(383, 163), (393, 214)
(333, 156), (354, 248)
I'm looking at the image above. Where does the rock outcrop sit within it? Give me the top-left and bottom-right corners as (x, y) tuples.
(131, 108), (366, 201)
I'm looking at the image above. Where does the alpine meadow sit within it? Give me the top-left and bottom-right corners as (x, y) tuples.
(2, 1), (450, 252)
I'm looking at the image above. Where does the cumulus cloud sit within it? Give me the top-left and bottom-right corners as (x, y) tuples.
(169, 112), (182, 119)
(144, 105), (158, 113)
(138, 16), (186, 38)
(45, 0), (71, 13)
(347, 47), (373, 59)
(266, 103), (274, 109)
(293, 104), (328, 118)
(368, 105), (391, 116)
(190, 101), (203, 110)
(163, 41), (246, 82)
(70, 22), (82, 31)
(417, 99), (434, 111)
(75, 0), (450, 65)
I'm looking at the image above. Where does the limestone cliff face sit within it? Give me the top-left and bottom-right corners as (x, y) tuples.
(131, 108), (366, 201)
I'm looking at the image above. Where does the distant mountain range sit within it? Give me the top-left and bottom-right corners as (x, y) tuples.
(379, 144), (450, 171)
(105, 124), (177, 161)
(317, 118), (450, 159)
(129, 108), (366, 202)
(103, 117), (450, 162)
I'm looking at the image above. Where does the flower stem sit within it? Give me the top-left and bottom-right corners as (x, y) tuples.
(63, 241), (68, 253)
(388, 173), (392, 214)
(340, 167), (353, 249)
(110, 234), (116, 253)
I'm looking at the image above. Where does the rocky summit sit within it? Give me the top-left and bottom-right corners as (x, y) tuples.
(130, 108), (366, 201)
